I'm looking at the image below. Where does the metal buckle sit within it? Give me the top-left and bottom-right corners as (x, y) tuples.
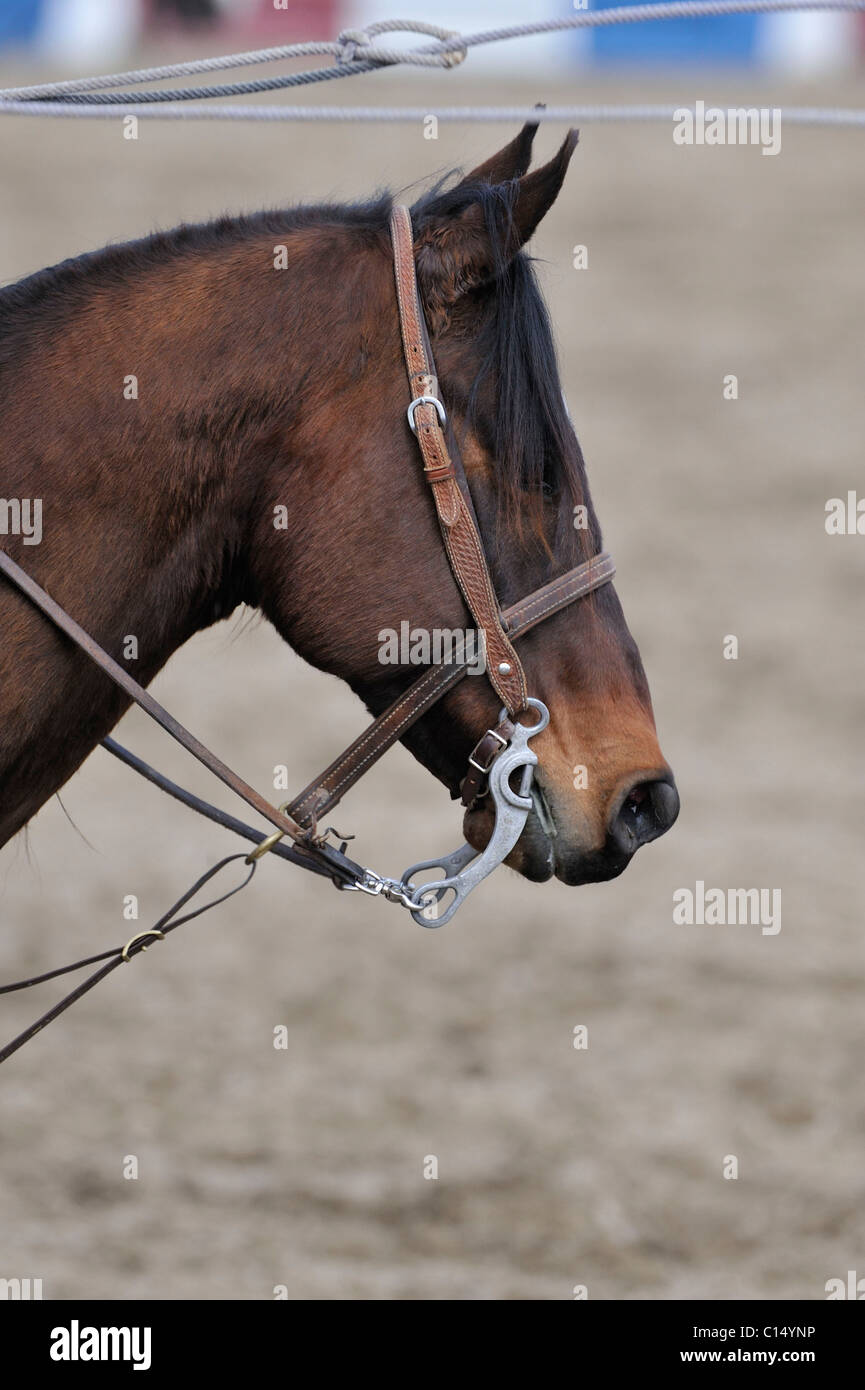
(467, 726), (509, 775)
(407, 395), (446, 434)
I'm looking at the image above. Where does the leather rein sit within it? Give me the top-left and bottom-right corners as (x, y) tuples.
(0, 205), (614, 1063)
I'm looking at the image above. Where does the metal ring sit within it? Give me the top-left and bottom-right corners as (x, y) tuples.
(245, 803), (293, 863)
(407, 395), (446, 434)
(121, 929), (165, 962)
(499, 696), (550, 735)
(245, 827), (284, 863)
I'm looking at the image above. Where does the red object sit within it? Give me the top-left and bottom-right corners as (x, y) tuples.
(139, 0), (339, 42)
(228, 1), (338, 41)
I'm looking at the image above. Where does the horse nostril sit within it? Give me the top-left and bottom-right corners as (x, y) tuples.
(607, 777), (680, 855)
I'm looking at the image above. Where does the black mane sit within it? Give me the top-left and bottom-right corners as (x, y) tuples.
(412, 176), (597, 565)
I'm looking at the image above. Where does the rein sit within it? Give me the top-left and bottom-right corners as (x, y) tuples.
(0, 205), (614, 1061)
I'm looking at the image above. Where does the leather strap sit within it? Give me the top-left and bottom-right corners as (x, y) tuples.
(390, 204), (528, 716)
(287, 549), (615, 827)
(101, 736), (341, 879)
(0, 548), (362, 885)
(459, 716), (515, 809)
(0, 543), (613, 849)
(0, 853), (257, 1067)
(503, 550), (616, 634)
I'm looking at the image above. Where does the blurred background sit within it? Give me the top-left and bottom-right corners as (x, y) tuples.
(1, 0), (865, 69)
(0, 2), (863, 1301)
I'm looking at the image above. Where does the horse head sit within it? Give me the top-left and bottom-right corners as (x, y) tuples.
(247, 124), (678, 885)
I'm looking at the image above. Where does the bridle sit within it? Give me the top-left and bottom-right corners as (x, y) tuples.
(0, 205), (614, 1061)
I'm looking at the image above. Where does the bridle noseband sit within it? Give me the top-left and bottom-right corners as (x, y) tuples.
(0, 205), (614, 1060)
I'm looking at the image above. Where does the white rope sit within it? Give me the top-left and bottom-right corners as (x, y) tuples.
(421, 0), (865, 60)
(0, 21), (465, 101)
(0, 1), (864, 104)
(1, 2), (864, 124)
(1, 103), (863, 127)
(0, 44), (335, 101)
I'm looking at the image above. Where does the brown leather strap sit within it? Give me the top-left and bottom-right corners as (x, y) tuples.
(0, 549), (318, 852)
(1, 544), (613, 849)
(459, 716), (515, 809)
(0, 853), (258, 1067)
(288, 659), (469, 827)
(287, 550), (615, 827)
(390, 204), (528, 716)
(503, 550), (617, 635)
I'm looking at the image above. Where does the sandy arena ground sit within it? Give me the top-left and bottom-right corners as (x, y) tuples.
(0, 64), (863, 1300)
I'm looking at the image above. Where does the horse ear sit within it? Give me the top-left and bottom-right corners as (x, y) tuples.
(460, 121), (538, 186)
(506, 128), (579, 249)
(413, 129), (578, 329)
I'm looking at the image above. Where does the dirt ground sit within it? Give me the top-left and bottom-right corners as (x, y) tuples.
(1, 62), (863, 1301)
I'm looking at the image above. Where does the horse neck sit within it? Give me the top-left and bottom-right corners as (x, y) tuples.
(0, 228), (351, 843)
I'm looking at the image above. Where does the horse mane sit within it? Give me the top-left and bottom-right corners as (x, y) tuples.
(0, 197), (392, 342)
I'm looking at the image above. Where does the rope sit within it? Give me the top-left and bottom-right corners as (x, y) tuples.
(0, 2), (863, 114)
(13, 61), (381, 106)
(0, 855), (256, 1066)
(414, 0), (865, 58)
(0, 19), (465, 103)
(1, 102), (862, 126)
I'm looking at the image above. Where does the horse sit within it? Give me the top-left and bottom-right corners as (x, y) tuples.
(0, 123), (678, 890)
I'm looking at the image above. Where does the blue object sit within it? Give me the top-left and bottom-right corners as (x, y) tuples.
(587, 0), (760, 63)
(0, 0), (44, 47)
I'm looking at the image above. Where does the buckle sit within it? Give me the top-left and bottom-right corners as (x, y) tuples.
(407, 395), (446, 434)
(467, 726), (509, 775)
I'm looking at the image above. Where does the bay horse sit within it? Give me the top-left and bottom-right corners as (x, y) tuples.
(0, 124), (678, 890)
